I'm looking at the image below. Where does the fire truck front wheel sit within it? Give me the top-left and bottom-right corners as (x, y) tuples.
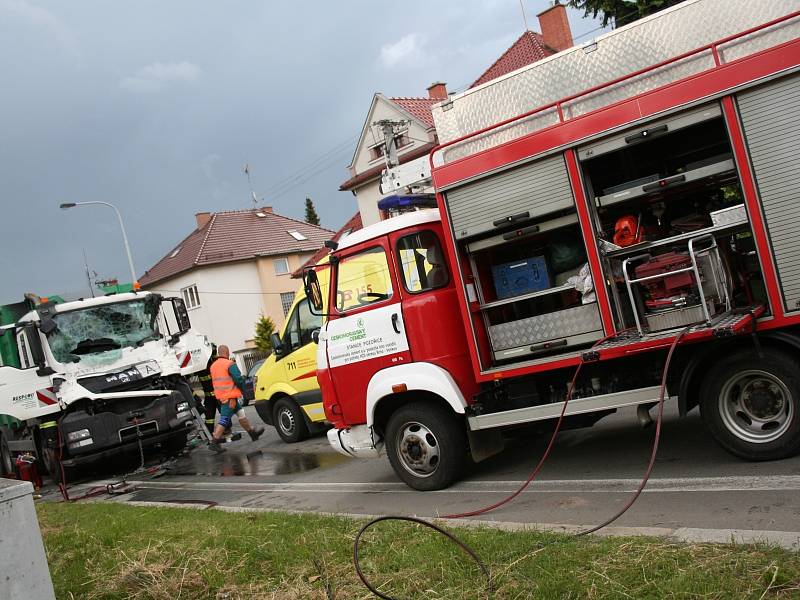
(385, 401), (467, 491)
(700, 348), (800, 461)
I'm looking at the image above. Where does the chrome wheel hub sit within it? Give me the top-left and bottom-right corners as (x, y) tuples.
(718, 370), (793, 444)
(396, 421), (440, 478)
(278, 408), (295, 435)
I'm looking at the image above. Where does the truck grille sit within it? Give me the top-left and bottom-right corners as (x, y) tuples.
(118, 420), (158, 442)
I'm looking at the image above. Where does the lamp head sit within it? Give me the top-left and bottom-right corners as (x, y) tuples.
(59, 203), (76, 210)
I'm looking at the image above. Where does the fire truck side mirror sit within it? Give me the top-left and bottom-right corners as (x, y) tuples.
(303, 269), (324, 313)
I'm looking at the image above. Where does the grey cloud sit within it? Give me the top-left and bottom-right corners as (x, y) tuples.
(119, 61), (203, 93)
(0, 1), (605, 304)
(379, 33), (427, 69)
(0, 0), (77, 51)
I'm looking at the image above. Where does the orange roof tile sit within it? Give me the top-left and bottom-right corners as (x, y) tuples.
(140, 208), (334, 286)
(471, 31), (554, 88)
(292, 211), (363, 278)
(390, 97), (440, 128)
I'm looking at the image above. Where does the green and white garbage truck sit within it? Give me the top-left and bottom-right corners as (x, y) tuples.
(0, 292), (211, 480)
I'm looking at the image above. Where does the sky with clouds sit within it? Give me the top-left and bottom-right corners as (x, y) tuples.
(0, 0), (605, 303)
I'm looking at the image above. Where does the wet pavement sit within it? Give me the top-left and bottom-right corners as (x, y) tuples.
(168, 444), (349, 478)
(46, 404), (800, 536)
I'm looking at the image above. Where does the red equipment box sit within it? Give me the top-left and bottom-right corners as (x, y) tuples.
(634, 252), (694, 301)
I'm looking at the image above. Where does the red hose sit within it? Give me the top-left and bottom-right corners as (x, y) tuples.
(576, 327), (688, 536)
(354, 328), (689, 598)
(442, 331), (621, 520)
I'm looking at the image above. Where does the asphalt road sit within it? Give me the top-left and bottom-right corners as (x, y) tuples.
(73, 403), (800, 538)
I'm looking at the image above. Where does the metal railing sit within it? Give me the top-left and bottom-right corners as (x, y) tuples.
(432, 10), (800, 168)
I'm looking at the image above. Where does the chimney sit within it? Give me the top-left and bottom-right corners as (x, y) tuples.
(195, 212), (211, 229)
(260, 206), (273, 213)
(427, 82), (448, 99)
(537, 2), (573, 53)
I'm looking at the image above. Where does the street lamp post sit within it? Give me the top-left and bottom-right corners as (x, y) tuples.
(59, 201), (138, 288)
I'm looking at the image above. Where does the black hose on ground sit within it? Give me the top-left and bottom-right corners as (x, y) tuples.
(354, 516), (492, 600)
(354, 328), (689, 598)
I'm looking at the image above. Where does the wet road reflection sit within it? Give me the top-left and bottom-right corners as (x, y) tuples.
(169, 448), (349, 477)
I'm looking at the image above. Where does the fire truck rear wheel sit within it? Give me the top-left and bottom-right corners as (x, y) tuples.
(385, 401), (467, 491)
(274, 398), (309, 443)
(700, 348), (800, 461)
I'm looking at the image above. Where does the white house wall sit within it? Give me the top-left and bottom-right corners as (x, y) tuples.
(352, 96), (432, 176)
(147, 261), (264, 366)
(355, 180), (382, 226)
(350, 96), (434, 227)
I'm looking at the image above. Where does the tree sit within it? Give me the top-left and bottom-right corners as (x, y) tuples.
(567, 0), (683, 28)
(253, 315), (276, 353)
(304, 197), (321, 226)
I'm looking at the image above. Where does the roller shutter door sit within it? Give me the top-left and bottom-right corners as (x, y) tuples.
(444, 154), (574, 240)
(737, 73), (800, 313)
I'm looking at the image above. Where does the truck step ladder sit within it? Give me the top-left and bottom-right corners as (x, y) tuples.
(189, 405), (214, 444)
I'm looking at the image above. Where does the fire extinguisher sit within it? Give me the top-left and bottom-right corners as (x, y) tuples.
(15, 453), (43, 489)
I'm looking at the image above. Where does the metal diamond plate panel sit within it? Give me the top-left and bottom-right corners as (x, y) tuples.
(439, 108), (559, 164)
(719, 15), (800, 62)
(432, 0), (800, 162)
(592, 311), (755, 351)
(488, 303), (603, 350)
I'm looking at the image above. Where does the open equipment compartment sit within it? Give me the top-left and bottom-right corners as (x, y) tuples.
(578, 102), (768, 333)
(467, 211), (603, 363)
(444, 154), (604, 367)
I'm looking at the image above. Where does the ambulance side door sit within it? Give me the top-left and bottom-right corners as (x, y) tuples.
(279, 298), (324, 421)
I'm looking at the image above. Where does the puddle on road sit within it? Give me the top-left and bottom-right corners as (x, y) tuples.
(168, 449), (349, 477)
(46, 441), (350, 487)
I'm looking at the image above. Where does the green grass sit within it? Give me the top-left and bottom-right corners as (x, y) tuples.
(38, 502), (799, 599)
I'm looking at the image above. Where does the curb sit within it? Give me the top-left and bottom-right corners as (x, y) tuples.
(109, 500), (800, 551)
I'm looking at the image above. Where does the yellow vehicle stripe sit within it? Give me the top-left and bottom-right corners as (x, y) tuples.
(301, 403), (326, 422)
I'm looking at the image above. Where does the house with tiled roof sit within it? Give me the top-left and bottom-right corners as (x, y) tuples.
(139, 207), (333, 367)
(291, 211), (363, 278)
(338, 82), (446, 227)
(471, 3), (573, 88)
(340, 3), (573, 228)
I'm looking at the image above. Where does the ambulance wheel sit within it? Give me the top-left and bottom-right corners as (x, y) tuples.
(274, 398), (309, 443)
(0, 433), (14, 476)
(700, 348), (800, 461)
(386, 401), (467, 491)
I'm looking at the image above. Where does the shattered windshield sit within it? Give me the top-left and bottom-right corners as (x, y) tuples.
(46, 298), (160, 364)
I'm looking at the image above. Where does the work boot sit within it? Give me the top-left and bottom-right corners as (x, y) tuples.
(208, 440), (226, 453)
(249, 427), (265, 442)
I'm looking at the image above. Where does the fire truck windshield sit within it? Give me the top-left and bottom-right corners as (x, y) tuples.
(46, 298), (160, 364)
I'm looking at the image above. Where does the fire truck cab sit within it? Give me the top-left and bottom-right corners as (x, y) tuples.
(307, 0), (800, 490)
(307, 210), (482, 489)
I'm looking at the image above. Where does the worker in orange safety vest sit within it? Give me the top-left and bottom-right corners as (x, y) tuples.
(208, 345), (264, 452)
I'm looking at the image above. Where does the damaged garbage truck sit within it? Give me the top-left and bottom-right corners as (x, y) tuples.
(0, 292), (211, 479)
(304, 0), (800, 490)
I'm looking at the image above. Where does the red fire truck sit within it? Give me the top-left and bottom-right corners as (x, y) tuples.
(305, 0), (800, 490)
